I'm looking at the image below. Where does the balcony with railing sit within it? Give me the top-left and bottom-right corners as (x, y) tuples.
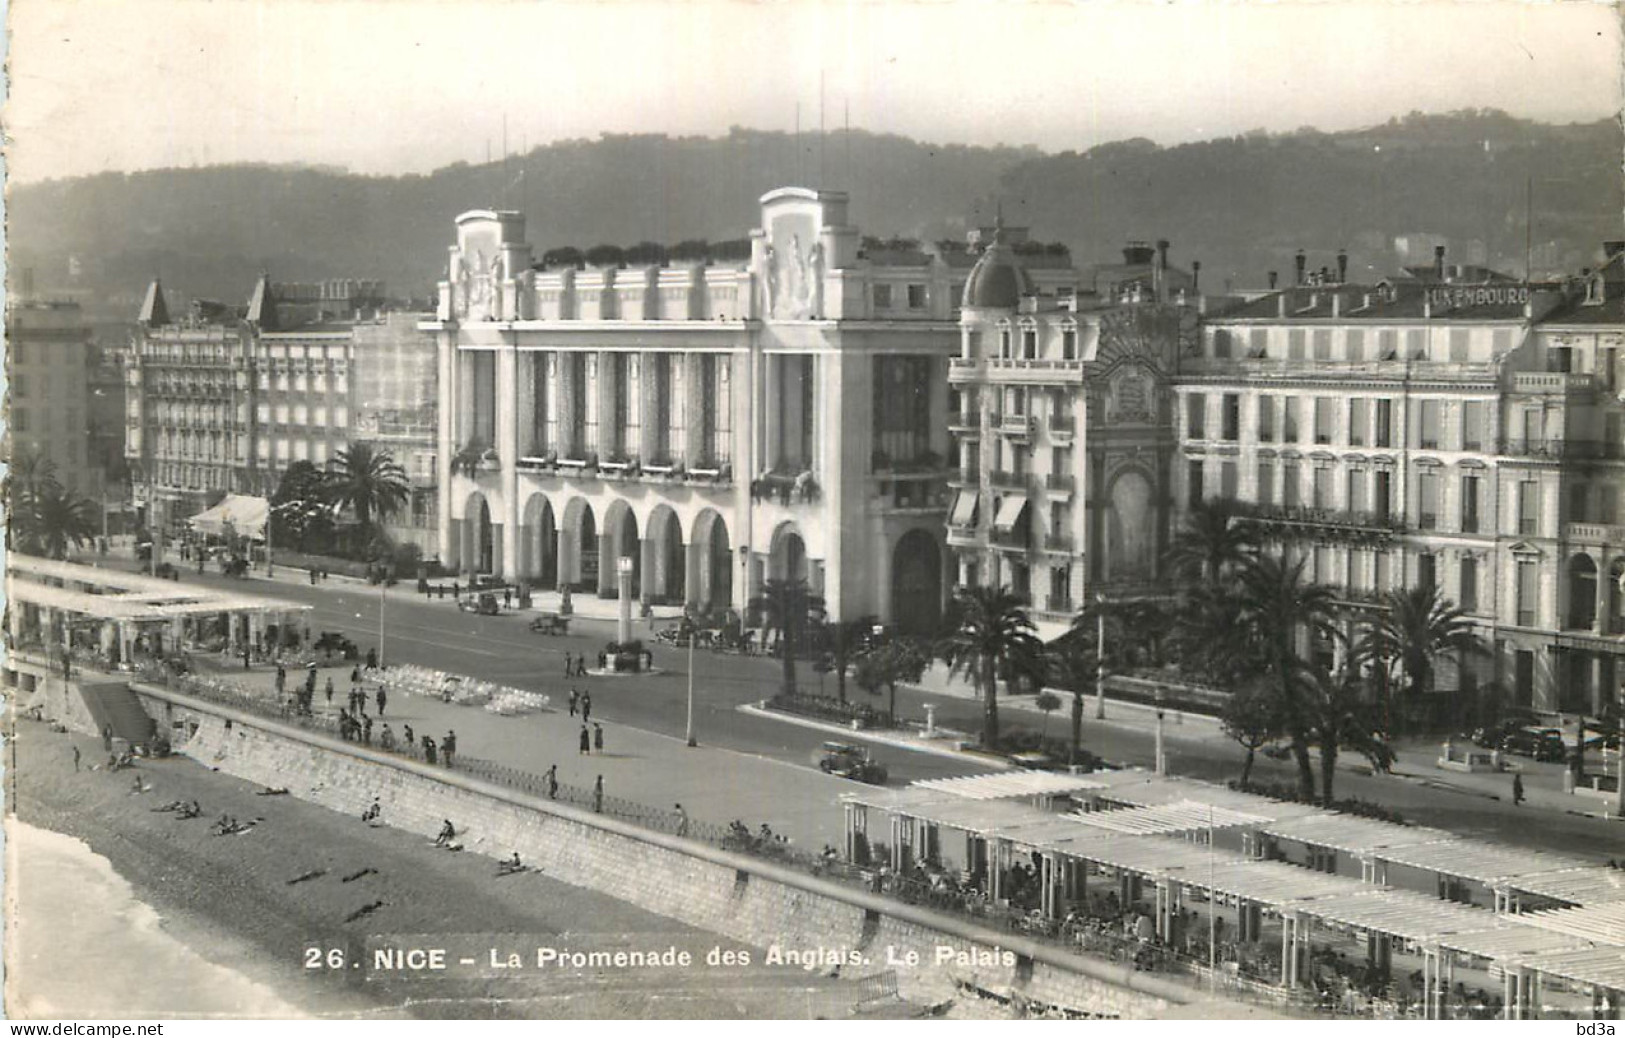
(988, 468), (1026, 490)
(947, 411), (980, 434)
(990, 526), (1030, 550)
(1044, 473), (1075, 494)
(1043, 531), (1075, 554)
(1247, 504), (1407, 547)
(1497, 438), (1624, 461)
(1043, 594), (1076, 615)
(1566, 522), (1625, 547)
(993, 413), (1036, 441)
(1513, 372), (1596, 394)
(1049, 413), (1076, 440)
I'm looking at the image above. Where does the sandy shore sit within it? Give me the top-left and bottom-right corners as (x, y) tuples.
(5, 715), (871, 1019)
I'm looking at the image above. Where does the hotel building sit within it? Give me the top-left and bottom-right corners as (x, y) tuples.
(1178, 245), (1625, 718)
(426, 188), (988, 631)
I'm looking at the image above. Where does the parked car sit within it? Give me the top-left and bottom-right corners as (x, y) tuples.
(1502, 726), (1567, 762)
(814, 741), (889, 784)
(1470, 712), (1541, 749)
(458, 592), (502, 616)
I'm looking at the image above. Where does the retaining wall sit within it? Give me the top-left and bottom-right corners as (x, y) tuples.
(127, 680), (1192, 1017)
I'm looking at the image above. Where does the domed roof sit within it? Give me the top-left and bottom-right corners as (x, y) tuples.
(962, 223), (1033, 309)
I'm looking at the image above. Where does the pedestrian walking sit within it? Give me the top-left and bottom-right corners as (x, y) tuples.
(674, 803), (689, 837)
(564, 654), (573, 679)
(1512, 773), (1525, 806)
(424, 736), (437, 765)
(325, 677), (334, 706)
(366, 648), (379, 670)
(503, 587), (512, 609)
(593, 723), (604, 754)
(582, 693), (592, 725)
(72, 745), (81, 773)
(380, 724), (396, 752)
(351, 665), (361, 685)
(568, 689), (578, 717)
(102, 724), (113, 752)
(443, 730), (456, 767)
(276, 664), (287, 695)
(363, 715), (374, 746)
(376, 687), (387, 716)
(403, 724), (415, 755)
(575, 655), (588, 678)
(579, 724), (590, 755)
(545, 764), (558, 800)
(593, 775), (603, 814)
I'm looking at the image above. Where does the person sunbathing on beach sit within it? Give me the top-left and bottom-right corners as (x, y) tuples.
(177, 800), (202, 819)
(434, 820), (456, 847)
(152, 800), (184, 813)
(362, 799), (382, 824)
(497, 852), (525, 875)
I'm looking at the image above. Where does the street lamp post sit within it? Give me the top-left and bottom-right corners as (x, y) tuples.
(616, 556), (634, 648)
(686, 626), (697, 747)
(1094, 593), (1107, 720)
(1155, 695), (1167, 775)
(378, 569), (388, 669)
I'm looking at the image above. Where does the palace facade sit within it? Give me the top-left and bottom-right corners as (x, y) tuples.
(425, 189), (969, 630)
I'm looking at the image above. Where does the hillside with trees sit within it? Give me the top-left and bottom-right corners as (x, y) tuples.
(9, 111), (1618, 315)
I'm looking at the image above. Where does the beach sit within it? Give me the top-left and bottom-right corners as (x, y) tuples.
(4, 715), (869, 1019)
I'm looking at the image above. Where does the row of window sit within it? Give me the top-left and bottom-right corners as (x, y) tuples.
(1208, 325), (1516, 364)
(970, 323), (1081, 363)
(872, 283), (929, 311)
(1187, 459), (1554, 536)
(1187, 393), (1506, 451)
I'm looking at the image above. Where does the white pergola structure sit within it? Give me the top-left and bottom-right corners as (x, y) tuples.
(1259, 813), (1460, 883)
(5, 556), (311, 666)
(1372, 838), (1598, 913)
(1507, 947), (1625, 1020)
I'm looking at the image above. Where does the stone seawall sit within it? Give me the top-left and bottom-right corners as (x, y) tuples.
(127, 681), (1190, 1018)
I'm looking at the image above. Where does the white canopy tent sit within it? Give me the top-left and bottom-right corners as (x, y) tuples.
(187, 495), (270, 541)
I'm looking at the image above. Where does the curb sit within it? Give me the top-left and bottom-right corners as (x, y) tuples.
(737, 704), (1013, 770)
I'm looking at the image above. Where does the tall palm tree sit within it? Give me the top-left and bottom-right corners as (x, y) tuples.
(1048, 636), (1100, 768)
(1165, 498), (1260, 586)
(1172, 582), (1254, 686)
(27, 485), (98, 560)
(940, 586), (1045, 749)
(1236, 553), (1337, 801)
(1304, 645), (1396, 805)
(322, 443), (410, 555)
(1365, 581), (1486, 733)
(750, 577), (826, 695)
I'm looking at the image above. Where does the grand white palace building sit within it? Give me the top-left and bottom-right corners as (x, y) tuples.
(424, 189), (966, 632)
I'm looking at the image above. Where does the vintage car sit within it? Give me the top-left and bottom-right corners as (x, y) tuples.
(458, 591), (502, 616)
(814, 741), (889, 784)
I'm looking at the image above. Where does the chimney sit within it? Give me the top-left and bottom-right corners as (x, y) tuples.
(1332, 293), (1342, 317)
(1268, 271), (1279, 290)
(1277, 294), (1288, 318)
(1336, 250), (1348, 284)
(1433, 244), (1446, 282)
(1191, 259), (1201, 292)
(1295, 249), (1307, 286)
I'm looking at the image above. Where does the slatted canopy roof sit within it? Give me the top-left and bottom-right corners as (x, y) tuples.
(1307, 888), (1513, 944)
(6, 557), (309, 621)
(1067, 800), (1272, 836)
(1087, 772), (1312, 820)
(910, 771), (1113, 800)
(1518, 903), (1625, 947)
(1516, 947), (1625, 991)
(1439, 924), (1592, 963)
(1261, 813), (1458, 857)
(1194, 859), (1370, 907)
(1507, 867), (1625, 907)
(1377, 839), (1595, 886)
(887, 796), (1058, 835)
(1033, 832), (1253, 876)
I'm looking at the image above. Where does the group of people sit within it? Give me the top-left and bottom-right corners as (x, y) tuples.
(562, 654), (591, 679)
(578, 723), (605, 755)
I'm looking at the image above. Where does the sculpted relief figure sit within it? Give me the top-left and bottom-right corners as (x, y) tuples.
(801, 238), (823, 316)
(763, 243), (778, 316)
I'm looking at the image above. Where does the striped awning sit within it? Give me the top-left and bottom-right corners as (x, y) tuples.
(911, 771), (1111, 801)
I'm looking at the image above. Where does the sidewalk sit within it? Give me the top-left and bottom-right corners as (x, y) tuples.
(902, 662), (1623, 821)
(736, 702), (1013, 770)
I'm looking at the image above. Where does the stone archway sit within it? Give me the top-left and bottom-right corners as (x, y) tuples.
(1567, 553), (1598, 631)
(646, 505), (685, 605)
(769, 522), (808, 582)
(559, 498), (598, 592)
(693, 508), (733, 611)
(891, 528), (944, 636)
(604, 499), (640, 599)
(1105, 468), (1155, 582)
(462, 491), (493, 577)
(521, 493), (559, 589)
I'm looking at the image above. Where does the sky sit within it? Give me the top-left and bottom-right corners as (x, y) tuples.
(3, 0), (1621, 184)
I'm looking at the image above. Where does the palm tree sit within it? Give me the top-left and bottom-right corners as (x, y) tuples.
(1304, 645), (1396, 805)
(1220, 677), (1283, 787)
(1235, 554), (1337, 801)
(1165, 498), (1260, 586)
(821, 617), (877, 704)
(1365, 581), (1486, 734)
(1048, 637), (1100, 767)
(939, 586), (1045, 749)
(854, 638), (930, 722)
(750, 578), (826, 695)
(322, 443), (410, 556)
(27, 485), (98, 560)
(1172, 582), (1253, 686)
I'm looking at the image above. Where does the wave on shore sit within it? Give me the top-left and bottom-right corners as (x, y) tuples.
(5, 820), (307, 1018)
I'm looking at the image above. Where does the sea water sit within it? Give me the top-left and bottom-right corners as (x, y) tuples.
(4, 821), (307, 1018)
